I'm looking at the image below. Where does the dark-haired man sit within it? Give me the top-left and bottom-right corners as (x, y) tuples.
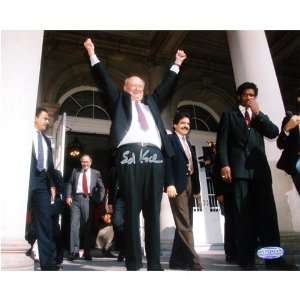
(165, 112), (202, 270)
(28, 107), (58, 270)
(217, 82), (292, 270)
(277, 89), (300, 195)
(84, 38), (186, 270)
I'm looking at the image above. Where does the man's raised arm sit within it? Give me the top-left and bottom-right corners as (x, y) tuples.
(84, 38), (119, 103)
(153, 49), (187, 103)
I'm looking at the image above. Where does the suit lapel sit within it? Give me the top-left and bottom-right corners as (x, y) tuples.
(32, 143), (37, 161)
(75, 169), (81, 189)
(173, 133), (188, 161)
(90, 169), (96, 191)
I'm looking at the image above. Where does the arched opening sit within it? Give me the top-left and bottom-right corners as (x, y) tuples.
(177, 103), (219, 132)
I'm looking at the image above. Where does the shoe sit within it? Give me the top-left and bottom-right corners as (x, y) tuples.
(84, 253), (92, 261)
(103, 250), (117, 258)
(148, 266), (164, 271)
(240, 264), (257, 271)
(190, 264), (203, 271)
(117, 252), (125, 262)
(265, 261), (298, 271)
(126, 262), (143, 270)
(25, 248), (32, 257)
(169, 262), (189, 270)
(68, 252), (79, 261)
(41, 265), (60, 271)
(226, 255), (237, 264)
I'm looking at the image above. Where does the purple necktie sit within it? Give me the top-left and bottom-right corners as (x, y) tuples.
(135, 101), (149, 131)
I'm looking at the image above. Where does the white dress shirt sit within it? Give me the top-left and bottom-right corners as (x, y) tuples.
(239, 105), (253, 130)
(90, 54), (180, 148)
(239, 105), (253, 120)
(118, 100), (162, 148)
(76, 168), (91, 194)
(33, 128), (48, 170)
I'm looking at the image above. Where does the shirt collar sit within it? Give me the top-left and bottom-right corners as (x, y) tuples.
(34, 127), (41, 134)
(238, 105), (252, 117)
(175, 131), (187, 141)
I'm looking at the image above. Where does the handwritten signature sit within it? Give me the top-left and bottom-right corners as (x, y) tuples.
(120, 149), (163, 165)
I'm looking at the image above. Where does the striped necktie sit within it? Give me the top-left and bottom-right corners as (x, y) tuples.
(182, 136), (194, 174)
(37, 132), (44, 171)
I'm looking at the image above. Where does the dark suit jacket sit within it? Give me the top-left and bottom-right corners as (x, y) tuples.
(165, 132), (200, 194)
(217, 107), (279, 183)
(92, 62), (176, 158)
(277, 111), (300, 175)
(66, 168), (105, 204)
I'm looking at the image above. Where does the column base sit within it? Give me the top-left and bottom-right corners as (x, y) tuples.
(1, 239), (34, 271)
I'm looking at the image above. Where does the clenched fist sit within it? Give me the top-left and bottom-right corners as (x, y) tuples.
(284, 115), (300, 132)
(167, 185), (178, 198)
(221, 166), (232, 183)
(175, 49), (187, 66)
(247, 99), (260, 115)
(84, 38), (95, 57)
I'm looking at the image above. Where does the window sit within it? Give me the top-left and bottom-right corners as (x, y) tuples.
(59, 90), (111, 120)
(177, 105), (218, 132)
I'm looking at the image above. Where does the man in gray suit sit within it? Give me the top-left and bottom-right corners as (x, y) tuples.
(66, 154), (105, 260)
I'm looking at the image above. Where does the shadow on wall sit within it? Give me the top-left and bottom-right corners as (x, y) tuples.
(269, 160), (300, 232)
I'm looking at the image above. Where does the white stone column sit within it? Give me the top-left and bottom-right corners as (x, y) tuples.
(227, 30), (300, 232)
(1, 31), (44, 270)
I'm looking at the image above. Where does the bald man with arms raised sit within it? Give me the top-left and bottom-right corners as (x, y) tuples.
(84, 38), (187, 270)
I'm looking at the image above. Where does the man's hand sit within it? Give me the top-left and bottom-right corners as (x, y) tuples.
(247, 99), (260, 115)
(50, 187), (56, 203)
(167, 185), (178, 198)
(84, 38), (95, 57)
(284, 115), (300, 132)
(66, 197), (73, 207)
(175, 49), (187, 66)
(221, 166), (232, 183)
(217, 195), (225, 205)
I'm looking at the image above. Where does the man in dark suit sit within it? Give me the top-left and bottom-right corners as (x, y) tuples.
(28, 107), (59, 270)
(84, 38), (186, 270)
(165, 112), (202, 270)
(217, 82), (291, 270)
(277, 90), (300, 195)
(66, 154), (105, 261)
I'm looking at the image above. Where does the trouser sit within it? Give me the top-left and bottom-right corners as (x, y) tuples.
(116, 143), (164, 270)
(232, 179), (280, 267)
(30, 179), (56, 270)
(52, 214), (64, 264)
(223, 189), (237, 258)
(169, 176), (201, 268)
(112, 197), (126, 255)
(70, 194), (91, 253)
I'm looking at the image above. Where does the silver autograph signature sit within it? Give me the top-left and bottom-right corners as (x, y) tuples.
(120, 149), (163, 165)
